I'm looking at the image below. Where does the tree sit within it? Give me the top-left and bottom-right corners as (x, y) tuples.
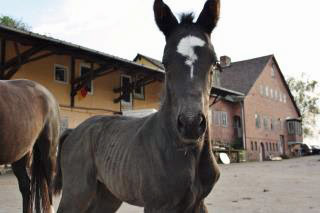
(0, 15), (31, 31)
(287, 73), (320, 137)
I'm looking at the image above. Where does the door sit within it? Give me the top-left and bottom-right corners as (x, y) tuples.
(279, 135), (285, 155)
(259, 143), (265, 161)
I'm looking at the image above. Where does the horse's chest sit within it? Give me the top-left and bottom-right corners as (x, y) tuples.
(139, 155), (201, 207)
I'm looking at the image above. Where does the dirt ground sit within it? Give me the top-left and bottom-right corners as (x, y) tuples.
(1, 155), (319, 213)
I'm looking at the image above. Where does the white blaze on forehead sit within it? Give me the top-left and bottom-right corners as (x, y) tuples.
(177, 35), (205, 79)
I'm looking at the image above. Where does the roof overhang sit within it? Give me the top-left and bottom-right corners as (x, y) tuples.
(288, 141), (303, 145)
(211, 86), (245, 99)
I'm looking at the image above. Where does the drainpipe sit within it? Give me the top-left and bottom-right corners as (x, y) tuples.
(240, 99), (246, 150)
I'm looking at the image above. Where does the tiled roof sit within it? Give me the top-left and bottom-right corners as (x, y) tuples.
(220, 55), (272, 94)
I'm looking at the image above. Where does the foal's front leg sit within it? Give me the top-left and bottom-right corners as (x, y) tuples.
(193, 200), (208, 213)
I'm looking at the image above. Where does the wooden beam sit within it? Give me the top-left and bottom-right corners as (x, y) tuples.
(70, 57), (76, 107)
(1, 44), (46, 79)
(25, 52), (55, 64)
(13, 42), (22, 64)
(0, 39), (5, 66)
(70, 64), (116, 97)
(113, 78), (158, 103)
(0, 39), (6, 79)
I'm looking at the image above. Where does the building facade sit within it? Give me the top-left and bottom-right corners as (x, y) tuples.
(211, 55), (303, 161)
(0, 25), (164, 130)
(0, 24), (302, 161)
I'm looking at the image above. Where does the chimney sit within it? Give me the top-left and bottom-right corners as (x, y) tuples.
(220, 55), (231, 68)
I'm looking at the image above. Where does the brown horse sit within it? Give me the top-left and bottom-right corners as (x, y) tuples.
(0, 79), (60, 213)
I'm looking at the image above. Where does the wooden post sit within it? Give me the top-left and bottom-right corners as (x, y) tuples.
(0, 39), (6, 79)
(70, 57), (76, 107)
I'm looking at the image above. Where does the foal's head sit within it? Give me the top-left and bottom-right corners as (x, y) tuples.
(154, 0), (220, 144)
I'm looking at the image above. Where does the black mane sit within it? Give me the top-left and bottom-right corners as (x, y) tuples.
(179, 13), (195, 24)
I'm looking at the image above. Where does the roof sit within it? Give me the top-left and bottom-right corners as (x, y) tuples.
(220, 55), (301, 117)
(0, 24), (164, 75)
(133, 53), (165, 70)
(220, 55), (272, 94)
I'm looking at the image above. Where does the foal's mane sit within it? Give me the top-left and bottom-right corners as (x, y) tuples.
(179, 13), (195, 24)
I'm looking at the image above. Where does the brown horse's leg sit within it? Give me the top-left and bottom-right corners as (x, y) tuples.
(87, 181), (122, 213)
(12, 154), (32, 213)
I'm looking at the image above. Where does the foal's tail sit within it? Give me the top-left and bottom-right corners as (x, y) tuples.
(53, 128), (73, 195)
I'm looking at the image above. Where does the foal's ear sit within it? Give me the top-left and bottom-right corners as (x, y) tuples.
(196, 0), (220, 35)
(154, 0), (179, 38)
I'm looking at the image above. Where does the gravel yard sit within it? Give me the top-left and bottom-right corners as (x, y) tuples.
(1, 155), (319, 213)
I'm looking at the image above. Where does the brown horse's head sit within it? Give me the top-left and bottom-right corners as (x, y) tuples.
(154, 0), (220, 145)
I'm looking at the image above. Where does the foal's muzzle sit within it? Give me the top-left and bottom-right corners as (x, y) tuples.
(177, 112), (206, 141)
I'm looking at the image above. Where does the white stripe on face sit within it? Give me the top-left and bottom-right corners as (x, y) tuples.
(177, 35), (205, 79)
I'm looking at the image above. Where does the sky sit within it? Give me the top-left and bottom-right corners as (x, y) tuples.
(1, 0), (320, 144)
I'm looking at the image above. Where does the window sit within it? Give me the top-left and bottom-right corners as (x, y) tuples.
(276, 143), (279, 151)
(283, 94), (287, 103)
(221, 112), (228, 127)
(54, 64), (68, 83)
(80, 64), (93, 94)
(251, 141), (254, 151)
(120, 74), (133, 109)
(133, 74), (145, 100)
(255, 114), (261, 128)
(213, 111), (220, 125)
(275, 90), (278, 100)
(265, 86), (269, 97)
(263, 117), (269, 130)
(270, 88), (274, 99)
(270, 118), (274, 131)
(271, 64), (275, 78)
(279, 93), (283, 102)
(213, 111), (228, 127)
(255, 142), (258, 151)
(260, 85), (264, 96)
(287, 120), (302, 135)
(288, 121), (295, 134)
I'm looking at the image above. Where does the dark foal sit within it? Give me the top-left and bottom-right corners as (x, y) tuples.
(55, 0), (220, 212)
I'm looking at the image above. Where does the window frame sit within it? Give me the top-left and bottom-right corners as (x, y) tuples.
(255, 113), (261, 128)
(120, 74), (133, 108)
(80, 63), (94, 95)
(53, 64), (69, 84)
(133, 74), (145, 100)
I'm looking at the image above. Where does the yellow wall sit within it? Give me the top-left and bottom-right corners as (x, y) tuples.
(2, 40), (163, 128)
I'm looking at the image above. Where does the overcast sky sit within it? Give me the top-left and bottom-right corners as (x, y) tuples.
(2, 0), (320, 80)
(2, 0), (320, 143)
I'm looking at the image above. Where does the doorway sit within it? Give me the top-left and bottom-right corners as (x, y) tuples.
(279, 135), (285, 155)
(259, 143), (266, 161)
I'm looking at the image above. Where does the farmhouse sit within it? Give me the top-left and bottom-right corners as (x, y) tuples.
(0, 24), (164, 129)
(0, 24), (302, 161)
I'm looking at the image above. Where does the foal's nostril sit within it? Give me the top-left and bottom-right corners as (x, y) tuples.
(178, 113), (206, 127)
